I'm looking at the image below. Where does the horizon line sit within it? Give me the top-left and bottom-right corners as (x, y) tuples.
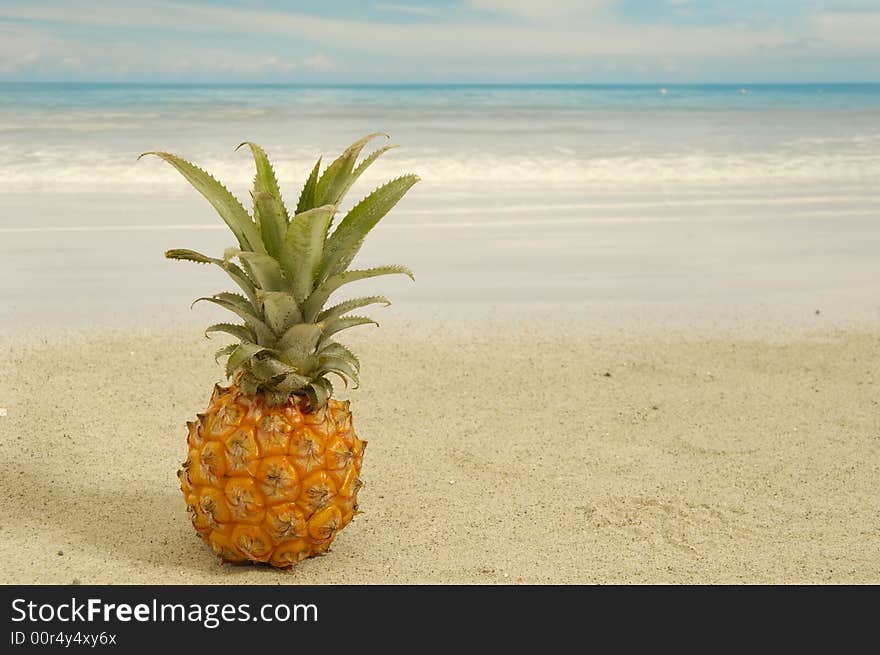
(2, 80), (879, 87)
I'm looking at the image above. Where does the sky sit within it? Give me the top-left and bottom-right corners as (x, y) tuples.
(0, 0), (879, 83)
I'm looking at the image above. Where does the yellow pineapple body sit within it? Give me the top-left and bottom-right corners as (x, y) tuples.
(178, 383), (365, 567)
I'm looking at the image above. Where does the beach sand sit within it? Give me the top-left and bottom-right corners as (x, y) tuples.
(1, 323), (878, 584)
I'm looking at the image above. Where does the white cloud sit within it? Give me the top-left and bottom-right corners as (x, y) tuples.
(205, 54), (338, 76)
(466, 0), (613, 23)
(0, 8), (341, 79)
(0, 1), (787, 57)
(301, 53), (337, 72)
(374, 3), (437, 16)
(128, 1), (793, 59)
(811, 10), (880, 50)
(0, 1), (877, 81)
(0, 50), (39, 74)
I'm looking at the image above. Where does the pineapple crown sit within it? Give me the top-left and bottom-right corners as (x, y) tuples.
(139, 133), (419, 409)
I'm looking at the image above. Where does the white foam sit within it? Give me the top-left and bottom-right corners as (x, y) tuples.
(1, 144), (879, 195)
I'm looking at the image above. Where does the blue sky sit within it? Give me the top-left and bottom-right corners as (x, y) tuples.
(1, 0), (878, 82)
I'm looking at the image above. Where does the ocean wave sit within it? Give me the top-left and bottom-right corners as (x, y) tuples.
(0, 152), (880, 198)
(0, 146), (878, 194)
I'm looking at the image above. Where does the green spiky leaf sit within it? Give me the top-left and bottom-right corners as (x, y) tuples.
(226, 342), (272, 378)
(317, 354), (360, 387)
(317, 295), (390, 323)
(318, 141), (398, 223)
(239, 373), (260, 395)
(249, 356), (297, 382)
(165, 248), (215, 265)
(352, 144), (398, 180)
(139, 152), (260, 251)
(193, 294), (275, 345)
(252, 191), (288, 260)
(283, 205), (336, 304)
(213, 343), (238, 363)
(322, 315), (378, 339)
(277, 323), (324, 362)
(296, 157), (322, 213)
(321, 174), (419, 281)
(236, 141), (288, 216)
(276, 371), (313, 393)
(304, 378), (333, 411)
(166, 248), (258, 306)
(153, 135), (418, 409)
(258, 290), (302, 335)
(230, 250), (286, 291)
(319, 341), (360, 368)
(303, 265), (414, 322)
(205, 323), (253, 342)
(315, 132), (386, 208)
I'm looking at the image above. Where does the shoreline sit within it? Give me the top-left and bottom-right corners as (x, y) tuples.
(2, 324), (878, 584)
(3, 303), (879, 345)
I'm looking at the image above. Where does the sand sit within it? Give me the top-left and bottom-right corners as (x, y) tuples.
(1, 323), (878, 584)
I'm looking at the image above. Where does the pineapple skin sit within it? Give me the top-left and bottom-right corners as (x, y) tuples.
(178, 382), (365, 567)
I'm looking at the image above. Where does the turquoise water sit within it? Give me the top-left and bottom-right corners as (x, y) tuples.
(1, 83), (878, 330)
(3, 82), (880, 112)
(1, 82), (879, 195)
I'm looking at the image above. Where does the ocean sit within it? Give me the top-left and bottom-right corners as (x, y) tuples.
(1, 83), (879, 330)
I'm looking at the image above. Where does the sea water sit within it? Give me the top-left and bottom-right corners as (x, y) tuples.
(1, 83), (878, 330)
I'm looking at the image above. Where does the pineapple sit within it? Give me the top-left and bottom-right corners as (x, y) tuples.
(140, 134), (418, 566)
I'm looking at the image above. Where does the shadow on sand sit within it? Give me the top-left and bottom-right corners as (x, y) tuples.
(3, 463), (287, 579)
